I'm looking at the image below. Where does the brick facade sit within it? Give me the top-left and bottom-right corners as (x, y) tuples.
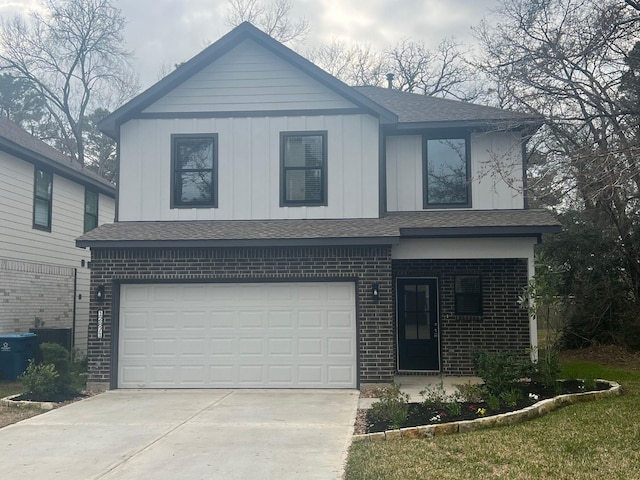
(393, 258), (530, 375)
(87, 247), (530, 388)
(87, 245), (395, 388)
(0, 258), (74, 334)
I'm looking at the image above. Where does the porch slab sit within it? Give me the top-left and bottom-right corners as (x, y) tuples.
(359, 375), (482, 409)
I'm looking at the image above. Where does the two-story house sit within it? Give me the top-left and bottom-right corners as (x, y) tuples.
(77, 22), (560, 391)
(0, 117), (115, 354)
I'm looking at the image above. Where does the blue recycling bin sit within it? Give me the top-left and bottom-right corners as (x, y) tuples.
(0, 333), (38, 381)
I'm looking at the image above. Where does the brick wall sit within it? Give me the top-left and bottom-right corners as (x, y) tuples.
(393, 258), (530, 375)
(0, 258), (74, 334)
(87, 245), (394, 388)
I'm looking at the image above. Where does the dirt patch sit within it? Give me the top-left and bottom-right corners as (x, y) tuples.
(559, 345), (640, 369)
(0, 390), (100, 430)
(0, 405), (46, 429)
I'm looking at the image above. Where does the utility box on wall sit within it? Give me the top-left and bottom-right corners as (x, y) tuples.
(29, 327), (73, 351)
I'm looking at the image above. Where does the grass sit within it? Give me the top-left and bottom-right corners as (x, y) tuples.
(346, 352), (640, 480)
(0, 380), (24, 399)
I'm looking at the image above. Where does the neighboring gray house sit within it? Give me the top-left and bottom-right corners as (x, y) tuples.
(78, 22), (560, 391)
(0, 117), (115, 353)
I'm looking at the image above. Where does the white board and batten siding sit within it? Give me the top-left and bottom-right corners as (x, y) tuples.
(0, 150), (115, 351)
(118, 282), (357, 389)
(118, 114), (379, 221)
(119, 37), (379, 221)
(386, 132), (525, 212)
(142, 39), (356, 114)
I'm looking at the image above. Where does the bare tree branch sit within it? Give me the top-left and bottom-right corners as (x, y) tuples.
(224, 0), (309, 45)
(0, 0), (139, 166)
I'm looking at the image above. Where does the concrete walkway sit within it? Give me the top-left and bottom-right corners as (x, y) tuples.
(0, 389), (359, 480)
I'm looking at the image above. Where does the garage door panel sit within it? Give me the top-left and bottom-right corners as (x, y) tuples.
(298, 311), (322, 328)
(118, 282), (356, 388)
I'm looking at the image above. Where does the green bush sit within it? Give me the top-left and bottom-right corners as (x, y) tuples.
(369, 384), (410, 430)
(19, 361), (60, 400)
(37, 343), (82, 395)
(499, 388), (523, 408)
(473, 349), (533, 397)
(40, 343), (71, 375)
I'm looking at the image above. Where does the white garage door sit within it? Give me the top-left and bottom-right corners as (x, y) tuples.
(118, 282), (357, 388)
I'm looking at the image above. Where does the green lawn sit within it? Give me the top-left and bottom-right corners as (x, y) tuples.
(346, 360), (640, 480)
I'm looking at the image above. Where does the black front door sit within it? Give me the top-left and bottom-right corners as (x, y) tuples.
(397, 279), (440, 371)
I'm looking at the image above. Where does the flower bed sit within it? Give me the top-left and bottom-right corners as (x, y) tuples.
(354, 379), (621, 442)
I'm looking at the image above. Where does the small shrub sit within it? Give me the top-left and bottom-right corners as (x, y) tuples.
(39, 343), (76, 394)
(19, 361), (60, 400)
(486, 394), (501, 412)
(369, 384), (410, 430)
(531, 346), (561, 389)
(444, 401), (462, 417)
(499, 388), (523, 408)
(583, 377), (597, 390)
(420, 378), (462, 409)
(473, 349), (533, 397)
(455, 382), (487, 403)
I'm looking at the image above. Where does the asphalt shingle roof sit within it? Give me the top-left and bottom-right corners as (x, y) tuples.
(354, 86), (543, 128)
(76, 210), (560, 247)
(0, 117), (115, 192)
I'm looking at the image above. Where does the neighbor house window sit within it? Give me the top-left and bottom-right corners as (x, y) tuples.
(84, 189), (99, 232)
(33, 169), (52, 231)
(280, 131), (327, 206)
(171, 134), (218, 207)
(455, 275), (483, 315)
(424, 137), (470, 207)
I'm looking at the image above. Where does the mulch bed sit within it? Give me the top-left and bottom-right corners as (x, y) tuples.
(357, 379), (610, 435)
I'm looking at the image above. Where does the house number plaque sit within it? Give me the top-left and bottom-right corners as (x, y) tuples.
(97, 309), (104, 339)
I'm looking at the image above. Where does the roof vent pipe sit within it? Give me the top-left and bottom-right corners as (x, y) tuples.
(386, 73), (394, 89)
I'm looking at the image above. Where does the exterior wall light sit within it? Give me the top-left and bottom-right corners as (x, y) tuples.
(96, 285), (105, 303)
(372, 283), (380, 301)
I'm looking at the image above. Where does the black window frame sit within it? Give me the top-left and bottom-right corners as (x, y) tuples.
(33, 168), (53, 232)
(454, 275), (483, 316)
(423, 134), (471, 209)
(170, 133), (218, 208)
(84, 189), (99, 233)
(280, 131), (328, 207)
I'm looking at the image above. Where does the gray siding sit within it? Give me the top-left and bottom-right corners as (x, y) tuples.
(0, 150), (115, 353)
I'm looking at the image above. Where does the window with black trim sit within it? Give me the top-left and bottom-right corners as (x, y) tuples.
(84, 189), (99, 232)
(455, 275), (483, 315)
(33, 169), (52, 231)
(280, 131), (327, 206)
(171, 134), (218, 207)
(424, 137), (470, 207)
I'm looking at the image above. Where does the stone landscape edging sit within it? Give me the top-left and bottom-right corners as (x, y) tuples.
(0, 394), (56, 410)
(352, 379), (622, 443)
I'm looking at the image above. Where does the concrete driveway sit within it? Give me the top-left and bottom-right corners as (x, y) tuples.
(0, 389), (359, 479)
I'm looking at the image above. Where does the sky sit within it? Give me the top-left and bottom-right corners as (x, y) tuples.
(0, 0), (501, 89)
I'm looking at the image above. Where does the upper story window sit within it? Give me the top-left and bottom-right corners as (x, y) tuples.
(171, 134), (218, 208)
(84, 189), (99, 233)
(280, 131), (327, 206)
(33, 169), (52, 231)
(424, 137), (470, 208)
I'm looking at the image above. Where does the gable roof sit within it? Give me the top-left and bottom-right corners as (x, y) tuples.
(76, 209), (561, 248)
(98, 22), (397, 138)
(0, 117), (115, 196)
(354, 86), (543, 130)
